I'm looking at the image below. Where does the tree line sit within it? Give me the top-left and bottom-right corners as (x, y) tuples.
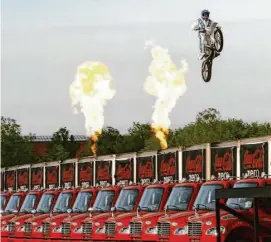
(1, 108), (271, 168)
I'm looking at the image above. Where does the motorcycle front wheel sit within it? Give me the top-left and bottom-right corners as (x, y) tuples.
(202, 60), (212, 82)
(214, 28), (224, 52)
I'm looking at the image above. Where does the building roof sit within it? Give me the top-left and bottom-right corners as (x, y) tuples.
(29, 135), (89, 142)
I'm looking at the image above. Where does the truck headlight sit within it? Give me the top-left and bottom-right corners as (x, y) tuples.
(52, 222), (56, 226)
(15, 222), (20, 225)
(32, 222), (37, 226)
(206, 226), (226, 235)
(35, 226), (42, 232)
(96, 226), (105, 233)
(53, 227), (62, 233)
(18, 226), (25, 232)
(119, 227), (130, 234)
(71, 222), (77, 226)
(2, 221), (6, 225)
(146, 227), (157, 234)
(74, 226), (82, 233)
(2, 226), (8, 231)
(174, 226), (188, 235)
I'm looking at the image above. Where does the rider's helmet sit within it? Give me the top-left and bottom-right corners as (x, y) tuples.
(201, 9), (210, 20)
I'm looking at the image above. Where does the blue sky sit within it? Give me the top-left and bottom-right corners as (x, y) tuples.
(2, 0), (271, 135)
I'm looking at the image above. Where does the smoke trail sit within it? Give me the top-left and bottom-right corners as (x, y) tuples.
(144, 41), (188, 149)
(69, 61), (116, 156)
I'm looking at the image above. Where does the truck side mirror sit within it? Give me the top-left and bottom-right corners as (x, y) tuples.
(88, 207), (93, 212)
(111, 207), (116, 217)
(111, 207), (116, 212)
(0, 209), (4, 214)
(31, 209), (37, 214)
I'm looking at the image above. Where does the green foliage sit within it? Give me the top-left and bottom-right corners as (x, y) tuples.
(2, 108), (271, 167)
(1, 116), (35, 167)
(45, 127), (81, 161)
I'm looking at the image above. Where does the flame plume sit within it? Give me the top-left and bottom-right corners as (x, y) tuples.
(69, 62), (116, 156)
(144, 42), (188, 149)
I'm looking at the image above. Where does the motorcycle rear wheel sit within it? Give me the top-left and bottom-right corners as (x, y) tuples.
(214, 28), (224, 52)
(202, 60), (212, 82)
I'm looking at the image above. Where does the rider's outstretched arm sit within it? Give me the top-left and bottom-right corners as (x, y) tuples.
(191, 20), (200, 31)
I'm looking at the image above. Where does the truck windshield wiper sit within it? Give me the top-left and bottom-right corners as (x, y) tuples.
(20, 208), (30, 213)
(193, 204), (212, 210)
(167, 205), (185, 211)
(72, 207), (83, 213)
(5, 209), (14, 213)
(228, 203), (246, 210)
(37, 209), (46, 214)
(116, 206), (129, 212)
(54, 207), (62, 212)
(140, 206), (153, 211)
(94, 206), (106, 212)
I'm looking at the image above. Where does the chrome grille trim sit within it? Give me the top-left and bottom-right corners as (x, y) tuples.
(42, 222), (50, 234)
(188, 222), (202, 236)
(25, 222), (32, 233)
(8, 222), (15, 233)
(105, 222), (116, 235)
(82, 222), (92, 234)
(129, 222), (142, 235)
(61, 223), (71, 234)
(157, 222), (170, 236)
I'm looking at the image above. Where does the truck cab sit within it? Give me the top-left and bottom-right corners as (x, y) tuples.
(6, 188), (62, 242)
(188, 178), (271, 242)
(57, 185), (121, 241)
(0, 190), (28, 231)
(22, 188), (79, 241)
(0, 191), (11, 212)
(130, 181), (202, 242)
(103, 182), (174, 241)
(157, 179), (236, 242)
(83, 184), (146, 241)
(3, 189), (44, 241)
(39, 186), (99, 241)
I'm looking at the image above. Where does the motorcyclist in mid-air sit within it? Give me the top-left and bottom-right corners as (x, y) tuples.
(192, 9), (220, 60)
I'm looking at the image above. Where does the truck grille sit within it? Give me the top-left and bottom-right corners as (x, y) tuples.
(105, 222), (116, 235)
(130, 222), (142, 235)
(25, 222), (32, 233)
(157, 222), (170, 236)
(82, 222), (92, 234)
(8, 222), (15, 233)
(42, 222), (50, 234)
(61, 223), (71, 234)
(188, 222), (202, 236)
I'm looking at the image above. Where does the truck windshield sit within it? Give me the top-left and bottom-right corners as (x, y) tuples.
(4, 195), (21, 213)
(72, 192), (93, 213)
(53, 192), (73, 213)
(166, 186), (193, 211)
(20, 194), (38, 213)
(0, 195), (7, 210)
(227, 182), (258, 210)
(115, 189), (139, 212)
(93, 190), (115, 212)
(138, 187), (164, 212)
(36, 193), (55, 213)
(193, 184), (223, 210)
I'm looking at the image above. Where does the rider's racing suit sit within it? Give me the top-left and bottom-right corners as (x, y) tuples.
(192, 18), (213, 58)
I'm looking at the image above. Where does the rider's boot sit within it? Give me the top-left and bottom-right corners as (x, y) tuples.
(214, 52), (220, 58)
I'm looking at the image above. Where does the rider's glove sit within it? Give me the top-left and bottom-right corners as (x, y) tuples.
(199, 28), (206, 33)
(194, 26), (200, 31)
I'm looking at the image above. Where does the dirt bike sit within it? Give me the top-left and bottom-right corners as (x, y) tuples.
(201, 22), (224, 82)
